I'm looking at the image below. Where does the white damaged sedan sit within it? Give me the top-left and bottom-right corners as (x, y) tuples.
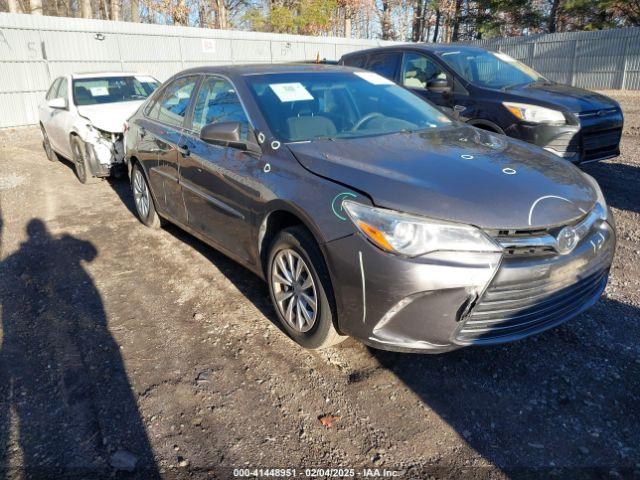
(39, 72), (159, 183)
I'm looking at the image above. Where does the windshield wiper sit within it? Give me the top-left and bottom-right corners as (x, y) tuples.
(501, 81), (534, 91)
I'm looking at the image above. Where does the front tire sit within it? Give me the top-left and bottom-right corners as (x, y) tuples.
(41, 125), (57, 162)
(267, 226), (346, 349)
(71, 136), (97, 184)
(131, 162), (161, 229)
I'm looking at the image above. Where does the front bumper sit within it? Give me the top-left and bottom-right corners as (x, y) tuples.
(324, 220), (615, 353)
(84, 131), (125, 178)
(504, 110), (623, 164)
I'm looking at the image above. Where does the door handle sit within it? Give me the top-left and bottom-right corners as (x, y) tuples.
(178, 144), (190, 157)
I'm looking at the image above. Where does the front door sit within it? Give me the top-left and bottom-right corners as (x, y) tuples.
(400, 52), (455, 114)
(179, 75), (259, 264)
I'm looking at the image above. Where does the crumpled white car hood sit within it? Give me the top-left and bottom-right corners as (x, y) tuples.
(77, 100), (145, 133)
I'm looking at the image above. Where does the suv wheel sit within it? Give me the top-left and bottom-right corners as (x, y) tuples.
(41, 125), (56, 162)
(131, 162), (161, 229)
(267, 226), (346, 349)
(71, 136), (97, 184)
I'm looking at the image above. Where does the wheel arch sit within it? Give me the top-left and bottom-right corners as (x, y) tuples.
(258, 205), (327, 275)
(258, 205), (344, 336)
(467, 119), (506, 135)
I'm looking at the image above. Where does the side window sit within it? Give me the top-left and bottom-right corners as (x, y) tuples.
(366, 53), (401, 80)
(192, 77), (248, 136)
(156, 76), (198, 128)
(401, 53), (449, 90)
(56, 78), (69, 102)
(144, 86), (165, 119)
(46, 78), (61, 100)
(342, 54), (367, 68)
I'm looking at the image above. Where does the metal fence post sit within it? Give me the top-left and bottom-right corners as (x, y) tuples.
(570, 40), (578, 87)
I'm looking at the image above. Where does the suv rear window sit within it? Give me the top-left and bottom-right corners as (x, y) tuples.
(366, 53), (401, 80)
(342, 55), (367, 68)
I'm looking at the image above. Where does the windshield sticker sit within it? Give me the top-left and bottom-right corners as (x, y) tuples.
(269, 83), (313, 102)
(90, 86), (109, 96)
(354, 71), (394, 85)
(492, 52), (517, 63)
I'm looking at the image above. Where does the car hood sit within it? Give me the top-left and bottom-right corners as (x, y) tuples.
(76, 100), (144, 133)
(506, 82), (619, 113)
(287, 126), (597, 230)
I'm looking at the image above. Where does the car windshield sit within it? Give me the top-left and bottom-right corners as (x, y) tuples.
(438, 50), (546, 89)
(245, 71), (452, 142)
(73, 76), (159, 106)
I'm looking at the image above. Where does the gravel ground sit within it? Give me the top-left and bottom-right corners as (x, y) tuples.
(0, 92), (639, 480)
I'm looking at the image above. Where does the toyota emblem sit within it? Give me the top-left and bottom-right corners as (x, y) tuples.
(556, 226), (579, 254)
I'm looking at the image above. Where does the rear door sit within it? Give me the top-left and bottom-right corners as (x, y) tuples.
(364, 52), (402, 82)
(141, 75), (199, 224)
(179, 75), (258, 263)
(39, 77), (61, 136)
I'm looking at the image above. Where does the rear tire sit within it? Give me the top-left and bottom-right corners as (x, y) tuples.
(131, 162), (161, 229)
(41, 125), (57, 162)
(71, 136), (98, 184)
(267, 226), (346, 349)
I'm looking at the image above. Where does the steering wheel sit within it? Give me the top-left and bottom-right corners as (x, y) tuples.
(352, 112), (385, 131)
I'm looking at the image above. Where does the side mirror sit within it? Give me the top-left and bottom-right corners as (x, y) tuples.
(200, 121), (261, 154)
(48, 97), (67, 109)
(427, 78), (451, 94)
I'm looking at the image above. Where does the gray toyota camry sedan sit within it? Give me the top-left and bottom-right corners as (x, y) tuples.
(124, 64), (615, 353)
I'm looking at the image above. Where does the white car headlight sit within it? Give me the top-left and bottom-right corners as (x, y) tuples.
(503, 102), (566, 124)
(342, 201), (500, 257)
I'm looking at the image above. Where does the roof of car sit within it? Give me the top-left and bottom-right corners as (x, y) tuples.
(174, 63), (361, 78)
(71, 72), (155, 79)
(341, 43), (488, 58)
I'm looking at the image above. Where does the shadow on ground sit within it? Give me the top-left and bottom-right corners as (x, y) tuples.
(370, 298), (640, 477)
(0, 217), (159, 479)
(151, 207), (640, 477)
(584, 159), (640, 215)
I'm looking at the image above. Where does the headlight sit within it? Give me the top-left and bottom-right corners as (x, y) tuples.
(582, 172), (611, 223)
(503, 102), (566, 124)
(342, 201), (500, 257)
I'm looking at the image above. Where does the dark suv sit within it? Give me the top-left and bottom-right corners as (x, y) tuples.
(341, 45), (623, 164)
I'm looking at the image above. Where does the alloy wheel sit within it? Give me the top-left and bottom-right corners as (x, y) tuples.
(73, 141), (87, 182)
(42, 127), (54, 160)
(133, 169), (150, 220)
(271, 249), (318, 333)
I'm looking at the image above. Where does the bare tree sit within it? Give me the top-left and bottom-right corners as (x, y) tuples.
(450, 0), (462, 40)
(110, 0), (121, 19)
(214, 0), (228, 28)
(547, 0), (561, 32)
(7, 0), (22, 12)
(30, 0), (43, 14)
(81, 0), (93, 18)
(378, 0), (395, 39)
(131, 0), (140, 21)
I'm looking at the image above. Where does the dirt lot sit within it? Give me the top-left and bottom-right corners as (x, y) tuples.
(0, 93), (639, 480)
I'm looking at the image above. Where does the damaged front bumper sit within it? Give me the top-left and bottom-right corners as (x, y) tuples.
(83, 127), (125, 177)
(324, 219), (615, 353)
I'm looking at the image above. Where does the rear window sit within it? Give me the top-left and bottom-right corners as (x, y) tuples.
(72, 76), (159, 106)
(342, 55), (367, 68)
(366, 53), (401, 80)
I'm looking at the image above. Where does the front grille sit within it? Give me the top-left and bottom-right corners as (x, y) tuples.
(582, 128), (621, 161)
(456, 266), (608, 343)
